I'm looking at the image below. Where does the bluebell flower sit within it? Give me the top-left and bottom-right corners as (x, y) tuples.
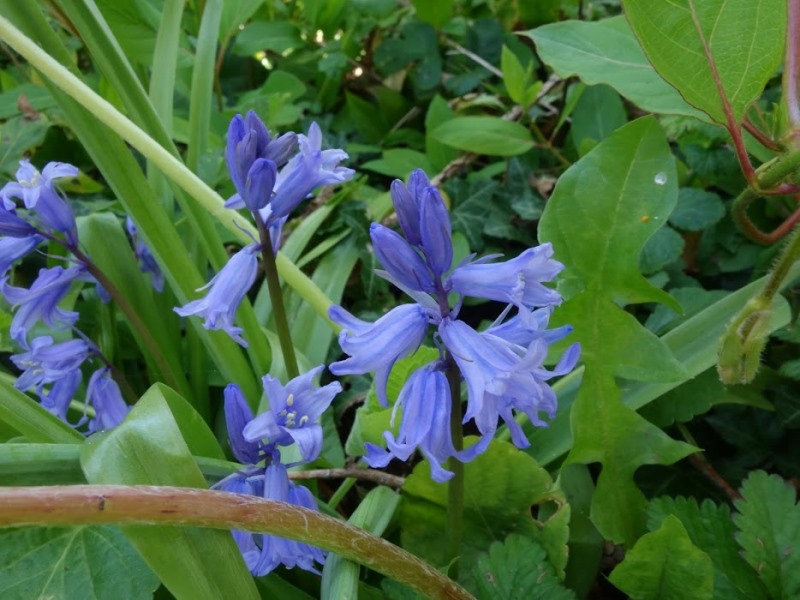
(0, 236), (44, 276)
(329, 304), (430, 405)
(85, 368), (130, 433)
(126, 217), (164, 292)
(364, 362), (488, 482)
(257, 122), (354, 227)
(3, 265), (84, 347)
(0, 206), (40, 238)
(215, 472), (263, 571)
(330, 168), (579, 477)
(11, 335), (91, 392)
(0, 160), (78, 210)
(38, 369), (81, 423)
(224, 384), (263, 465)
(174, 244), (259, 347)
(243, 365), (342, 464)
(250, 462), (327, 576)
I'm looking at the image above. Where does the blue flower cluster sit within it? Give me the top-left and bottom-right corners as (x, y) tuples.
(0, 160), (147, 432)
(218, 366), (341, 576)
(330, 170), (580, 482)
(174, 113), (354, 347)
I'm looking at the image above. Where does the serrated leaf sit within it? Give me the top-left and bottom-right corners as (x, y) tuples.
(471, 534), (576, 600)
(624, 0), (786, 123)
(733, 471), (800, 600)
(648, 497), (769, 600)
(610, 515), (714, 599)
(640, 226), (685, 275)
(526, 17), (705, 119)
(401, 439), (570, 578)
(670, 188), (725, 232)
(432, 117), (534, 156)
(569, 371), (695, 545)
(0, 526), (158, 599)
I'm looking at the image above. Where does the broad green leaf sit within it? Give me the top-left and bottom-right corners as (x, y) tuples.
(609, 515), (714, 599)
(0, 443), (84, 485)
(648, 497), (768, 600)
(669, 188), (725, 232)
(400, 439), (570, 577)
(733, 471), (800, 600)
(526, 17), (705, 119)
(471, 534), (576, 600)
(80, 393), (259, 600)
(540, 117), (681, 311)
(560, 465), (603, 600)
(93, 0), (163, 66)
(411, 0), (453, 28)
(500, 46), (540, 108)
(570, 84), (627, 148)
(425, 94), (459, 171)
(322, 487), (400, 600)
(432, 117), (534, 157)
(624, 0), (786, 123)
(0, 116), (50, 175)
(0, 526), (158, 599)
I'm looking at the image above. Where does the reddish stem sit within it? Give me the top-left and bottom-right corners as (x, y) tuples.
(742, 119), (780, 152)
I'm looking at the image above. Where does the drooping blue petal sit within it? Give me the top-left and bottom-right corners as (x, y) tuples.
(390, 178), (421, 246)
(37, 368), (81, 423)
(174, 244), (259, 347)
(450, 244), (563, 309)
(126, 217), (164, 292)
(329, 304), (430, 405)
(0, 207), (39, 237)
(85, 368), (130, 433)
(370, 223), (433, 292)
(3, 265), (83, 347)
(0, 235), (44, 276)
(241, 158), (277, 212)
(224, 384), (262, 464)
(12, 335), (91, 392)
(33, 187), (78, 245)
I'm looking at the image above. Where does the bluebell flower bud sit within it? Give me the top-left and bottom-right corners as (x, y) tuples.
(370, 223), (434, 292)
(38, 369), (81, 423)
(419, 187), (452, 277)
(223, 384), (261, 465)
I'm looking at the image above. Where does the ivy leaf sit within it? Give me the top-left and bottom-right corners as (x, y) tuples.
(733, 471), (800, 600)
(526, 17), (705, 119)
(609, 515), (714, 599)
(624, 0), (786, 123)
(670, 188), (725, 232)
(471, 534), (576, 600)
(640, 226), (685, 275)
(0, 526), (158, 599)
(648, 497), (769, 600)
(447, 179), (500, 250)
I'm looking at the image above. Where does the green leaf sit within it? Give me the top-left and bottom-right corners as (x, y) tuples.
(669, 188), (725, 232)
(540, 117), (682, 311)
(624, 0), (786, 123)
(640, 226), (685, 275)
(610, 515), (714, 599)
(232, 20), (303, 55)
(322, 487), (400, 600)
(400, 439), (570, 578)
(425, 94), (459, 171)
(0, 378), (83, 444)
(500, 46), (540, 108)
(411, 0), (453, 28)
(526, 17), (705, 119)
(648, 497), (769, 600)
(448, 179), (500, 250)
(471, 534), (576, 600)
(570, 84), (627, 148)
(0, 444), (84, 485)
(0, 115), (50, 175)
(641, 367), (773, 427)
(733, 471), (800, 600)
(80, 393), (259, 600)
(432, 117), (534, 156)
(0, 526), (158, 599)
(362, 149), (432, 179)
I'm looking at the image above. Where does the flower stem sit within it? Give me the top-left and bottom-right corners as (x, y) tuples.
(255, 218), (299, 380)
(0, 485), (475, 600)
(445, 354), (464, 580)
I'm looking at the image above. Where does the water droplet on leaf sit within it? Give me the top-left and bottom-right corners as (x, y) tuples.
(654, 172), (667, 185)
